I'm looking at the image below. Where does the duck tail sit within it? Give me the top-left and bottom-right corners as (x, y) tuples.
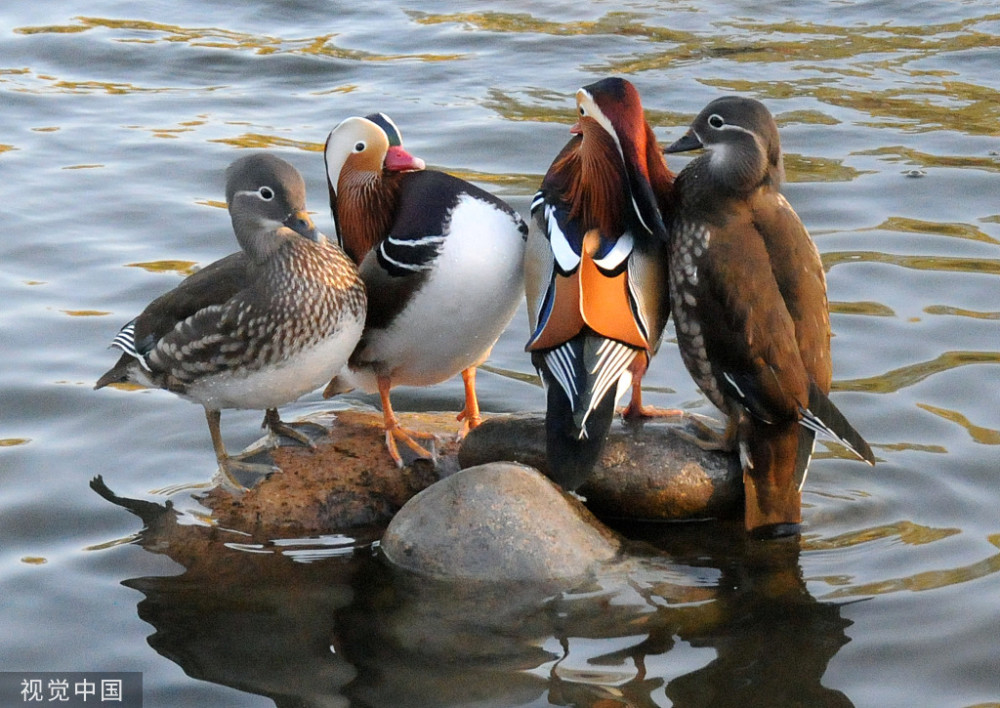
(536, 334), (637, 490)
(799, 382), (875, 465)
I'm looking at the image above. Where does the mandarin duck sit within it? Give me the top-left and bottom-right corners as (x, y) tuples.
(525, 77), (674, 491)
(95, 153), (367, 489)
(322, 113), (527, 467)
(664, 96), (875, 537)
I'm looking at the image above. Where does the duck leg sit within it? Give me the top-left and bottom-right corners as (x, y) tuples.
(261, 407), (324, 449)
(620, 379), (685, 420)
(455, 367), (483, 440)
(377, 375), (437, 468)
(619, 356), (684, 420)
(205, 408), (279, 491)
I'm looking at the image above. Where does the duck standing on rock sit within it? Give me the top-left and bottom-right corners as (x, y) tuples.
(663, 96), (875, 537)
(95, 153), (367, 489)
(524, 77), (674, 491)
(322, 113), (527, 467)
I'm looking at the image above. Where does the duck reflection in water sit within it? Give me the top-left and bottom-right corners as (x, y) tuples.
(94, 477), (856, 708)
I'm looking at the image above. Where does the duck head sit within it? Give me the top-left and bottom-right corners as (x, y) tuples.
(324, 114), (425, 262)
(665, 95), (784, 194)
(565, 77), (670, 242)
(225, 153), (321, 264)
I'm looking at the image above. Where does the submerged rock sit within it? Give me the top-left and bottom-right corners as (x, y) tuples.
(381, 462), (621, 581)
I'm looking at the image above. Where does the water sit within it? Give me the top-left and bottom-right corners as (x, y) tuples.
(1, 0), (998, 706)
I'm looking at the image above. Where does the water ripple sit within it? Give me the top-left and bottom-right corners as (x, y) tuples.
(835, 350), (1000, 394)
(916, 403), (1000, 445)
(15, 16), (463, 62)
(822, 534), (1000, 598)
(823, 250), (1000, 276)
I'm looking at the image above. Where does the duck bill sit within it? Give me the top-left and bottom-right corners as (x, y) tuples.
(384, 145), (425, 172)
(284, 210), (321, 242)
(664, 130), (703, 154)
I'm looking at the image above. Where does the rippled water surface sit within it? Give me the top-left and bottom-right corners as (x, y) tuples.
(2, 1), (999, 706)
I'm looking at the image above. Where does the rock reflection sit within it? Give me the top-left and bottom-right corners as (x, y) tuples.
(96, 476), (857, 708)
(92, 477), (367, 707)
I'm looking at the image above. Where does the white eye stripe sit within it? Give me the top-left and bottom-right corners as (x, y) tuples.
(576, 89), (623, 160)
(728, 124), (756, 137)
(713, 121), (756, 138)
(234, 187), (277, 201)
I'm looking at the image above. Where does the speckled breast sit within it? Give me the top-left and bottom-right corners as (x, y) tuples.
(668, 219), (730, 415)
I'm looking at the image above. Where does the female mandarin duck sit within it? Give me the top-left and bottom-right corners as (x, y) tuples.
(664, 96), (875, 537)
(95, 153), (367, 489)
(322, 113), (527, 467)
(525, 77), (674, 491)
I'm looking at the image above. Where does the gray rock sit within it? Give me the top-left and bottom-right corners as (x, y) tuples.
(459, 413), (742, 522)
(381, 462), (621, 581)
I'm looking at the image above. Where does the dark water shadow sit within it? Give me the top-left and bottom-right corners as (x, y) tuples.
(619, 522), (856, 708)
(95, 479), (855, 707)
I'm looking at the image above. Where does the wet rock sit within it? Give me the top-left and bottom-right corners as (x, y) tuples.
(202, 408), (462, 538)
(177, 407), (740, 541)
(382, 462), (621, 581)
(459, 413), (742, 522)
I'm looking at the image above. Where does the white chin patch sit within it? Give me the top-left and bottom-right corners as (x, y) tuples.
(708, 143), (730, 172)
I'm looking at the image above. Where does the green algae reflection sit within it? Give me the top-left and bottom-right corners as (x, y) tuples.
(15, 16), (462, 62)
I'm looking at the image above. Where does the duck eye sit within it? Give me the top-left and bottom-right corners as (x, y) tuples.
(353, 141), (366, 153)
(579, 106), (586, 117)
(708, 114), (725, 129)
(258, 186), (275, 201)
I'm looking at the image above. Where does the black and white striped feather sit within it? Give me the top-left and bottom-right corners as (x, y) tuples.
(541, 334), (638, 437)
(109, 319), (152, 372)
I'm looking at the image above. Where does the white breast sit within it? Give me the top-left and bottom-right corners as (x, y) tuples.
(184, 316), (365, 410)
(351, 194), (525, 391)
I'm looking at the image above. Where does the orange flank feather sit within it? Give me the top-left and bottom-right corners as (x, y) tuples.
(526, 269), (585, 351)
(527, 229), (648, 353)
(578, 230), (648, 349)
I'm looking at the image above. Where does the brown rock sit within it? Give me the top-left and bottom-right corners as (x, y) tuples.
(188, 407), (739, 541)
(382, 462), (621, 581)
(202, 408), (463, 538)
(459, 413), (742, 522)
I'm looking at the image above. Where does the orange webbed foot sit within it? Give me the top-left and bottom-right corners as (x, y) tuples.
(620, 401), (685, 421)
(383, 420), (438, 468)
(618, 381), (683, 421)
(377, 374), (437, 467)
(455, 407), (483, 440)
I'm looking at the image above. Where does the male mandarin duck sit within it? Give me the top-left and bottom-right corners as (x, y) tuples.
(525, 77), (674, 491)
(322, 113), (527, 467)
(663, 96), (875, 537)
(95, 153), (367, 489)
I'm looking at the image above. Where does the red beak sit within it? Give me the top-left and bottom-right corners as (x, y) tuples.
(570, 121), (583, 135)
(384, 145), (425, 172)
